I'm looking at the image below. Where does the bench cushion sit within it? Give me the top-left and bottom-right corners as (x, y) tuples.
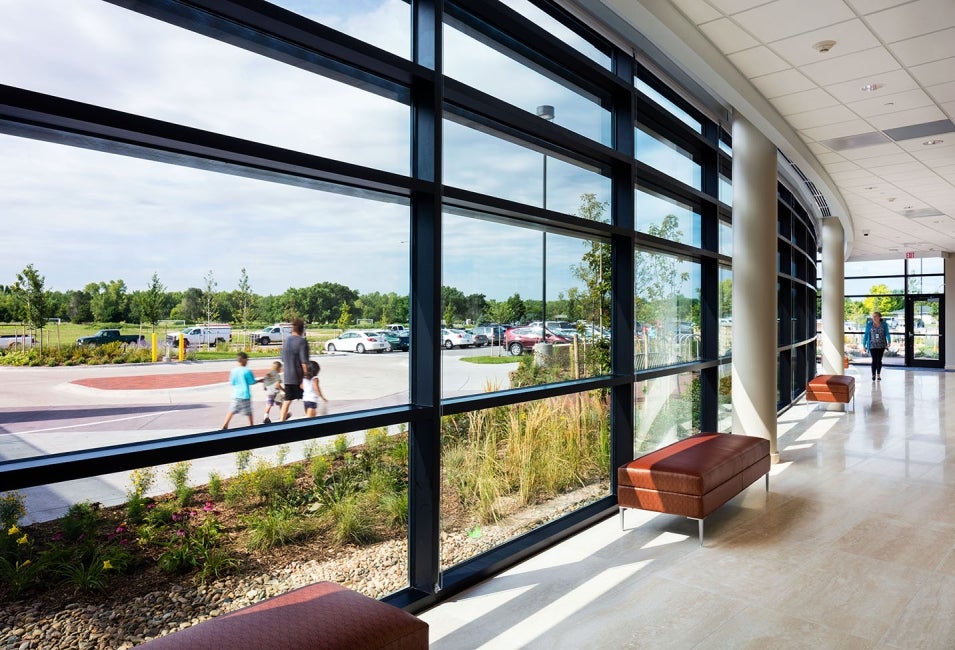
(806, 374), (855, 402)
(138, 581), (428, 650)
(618, 432), (769, 495)
(617, 433), (770, 520)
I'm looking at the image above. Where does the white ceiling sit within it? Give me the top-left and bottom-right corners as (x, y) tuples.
(602, 0), (955, 260)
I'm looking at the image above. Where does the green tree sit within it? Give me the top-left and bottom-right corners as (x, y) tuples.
(336, 301), (352, 331)
(862, 285), (903, 317)
(171, 287), (203, 323)
(89, 279), (129, 323)
(134, 272), (166, 330)
(12, 264), (50, 348)
(571, 194), (611, 332)
(505, 293), (526, 323)
(441, 286), (467, 326)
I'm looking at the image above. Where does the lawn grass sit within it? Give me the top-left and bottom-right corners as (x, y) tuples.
(460, 355), (521, 364)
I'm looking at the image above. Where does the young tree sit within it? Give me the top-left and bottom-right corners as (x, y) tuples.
(571, 194), (611, 332)
(134, 272), (167, 331)
(236, 268), (256, 337)
(202, 270), (220, 325)
(12, 264), (50, 348)
(336, 301), (352, 332)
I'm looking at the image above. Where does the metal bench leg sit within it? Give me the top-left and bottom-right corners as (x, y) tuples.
(698, 518), (703, 546)
(765, 473), (769, 491)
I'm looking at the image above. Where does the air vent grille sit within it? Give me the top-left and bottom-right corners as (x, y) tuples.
(780, 152), (832, 218)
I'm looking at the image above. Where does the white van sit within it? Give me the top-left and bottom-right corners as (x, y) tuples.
(167, 324), (232, 347)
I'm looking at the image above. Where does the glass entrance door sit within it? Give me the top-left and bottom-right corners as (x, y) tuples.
(905, 295), (943, 368)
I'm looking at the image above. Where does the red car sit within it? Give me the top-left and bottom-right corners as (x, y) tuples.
(504, 326), (571, 356)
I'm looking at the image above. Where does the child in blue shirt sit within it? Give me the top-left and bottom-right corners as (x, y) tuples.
(222, 352), (258, 429)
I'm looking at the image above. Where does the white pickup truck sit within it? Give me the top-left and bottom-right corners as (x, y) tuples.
(0, 334), (35, 349)
(255, 323), (293, 345)
(166, 325), (232, 348)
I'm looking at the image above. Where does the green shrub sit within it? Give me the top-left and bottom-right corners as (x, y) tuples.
(326, 497), (376, 545)
(0, 492), (26, 529)
(245, 508), (311, 551)
(207, 471), (223, 501)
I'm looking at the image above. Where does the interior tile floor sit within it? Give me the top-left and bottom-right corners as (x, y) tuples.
(420, 367), (955, 649)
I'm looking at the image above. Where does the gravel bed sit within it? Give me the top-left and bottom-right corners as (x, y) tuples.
(0, 483), (606, 649)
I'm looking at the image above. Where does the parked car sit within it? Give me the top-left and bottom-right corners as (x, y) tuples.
(324, 330), (389, 354)
(377, 329), (409, 351)
(504, 326), (571, 356)
(166, 324), (232, 348)
(471, 324), (506, 345)
(467, 330), (489, 347)
(440, 328), (473, 349)
(78, 329), (146, 346)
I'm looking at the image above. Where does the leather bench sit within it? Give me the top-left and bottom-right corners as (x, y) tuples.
(617, 432), (770, 544)
(137, 581), (429, 649)
(805, 374), (855, 410)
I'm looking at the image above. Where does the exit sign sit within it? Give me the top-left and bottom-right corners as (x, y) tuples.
(905, 251), (915, 258)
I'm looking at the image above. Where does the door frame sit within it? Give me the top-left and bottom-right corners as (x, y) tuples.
(904, 294), (944, 368)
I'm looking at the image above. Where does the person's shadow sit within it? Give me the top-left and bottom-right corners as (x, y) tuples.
(865, 383), (887, 448)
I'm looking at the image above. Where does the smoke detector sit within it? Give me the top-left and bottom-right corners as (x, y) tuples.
(813, 40), (836, 53)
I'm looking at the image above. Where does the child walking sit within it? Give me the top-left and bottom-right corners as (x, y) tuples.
(260, 360), (284, 423)
(222, 351), (257, 429)
(302, 359), (328, 417)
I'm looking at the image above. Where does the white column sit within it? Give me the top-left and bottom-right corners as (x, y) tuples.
(945, 255), (955, 370)
(821, 218), (846, 379)
(731, 115), (778, 461)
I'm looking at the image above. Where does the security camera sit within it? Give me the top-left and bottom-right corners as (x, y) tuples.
(863, 231), (870, 237)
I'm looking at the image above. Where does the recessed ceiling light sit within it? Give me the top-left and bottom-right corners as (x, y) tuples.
(861, 83), (883, 92)
(812, 40), (836, 53)
(884, 101), (895, 106)
(923, 139), (944, 145)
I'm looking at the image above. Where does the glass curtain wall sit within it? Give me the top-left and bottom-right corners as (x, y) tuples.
(0, 0), (818, 618)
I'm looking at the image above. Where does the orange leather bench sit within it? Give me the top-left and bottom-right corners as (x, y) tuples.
(617, 432), (770, 544)
(805, 374), (855, 410)
(137, 581), (428, 649)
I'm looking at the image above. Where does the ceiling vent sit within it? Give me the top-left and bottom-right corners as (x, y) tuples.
(884, 120), (955, 142)
(780, 152), (832, 217)
(900, 207), (944, 218)
(818, 131), (891, 151)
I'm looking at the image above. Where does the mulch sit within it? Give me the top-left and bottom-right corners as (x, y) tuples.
(72, 372), (231, 390)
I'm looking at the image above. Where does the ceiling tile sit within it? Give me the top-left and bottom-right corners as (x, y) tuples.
(837, 142), (904, 160)
(801, 118), (874, 141)
(865, 0), (955, 44)
(669, 0), (723, 24)
(847, 88), (934, 118)
(707, 0), (766, 13)
(909, 58), (955, 87)
(728, 46), (790, 77)
(825, 69), (919, 103)
(868, 106), (948, 131)
(799, 46), (899, 86)
(699, 18), (759, 53)
(859, 152), (917, 167)
(807, 142), (831, 155)
(845, 0), (911, 13)
(772, 88), (840, 115)
(733, 0), (855, 42)
(890, 28), (955, 67)
(768, 19), (880, 67)
(942, 101), (955, 120)
(750, 68), (816, 98)
(927, 82), (955, 104)
(787, 104), (860, 129)
(823, 160), (862, 173)
(815, 151), (848, 165)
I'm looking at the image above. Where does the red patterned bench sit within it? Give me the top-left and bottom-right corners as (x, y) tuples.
(618, 432), (770, 544)
(138, 581), (428, 649)
(805, 374), (855, 410)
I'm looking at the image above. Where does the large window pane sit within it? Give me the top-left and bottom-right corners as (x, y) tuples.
(908, 275), (944, 294)
(1, 0), (409, 174)
(501, 0), (610, 68)
(635, 79), (702, 133)
(441, 210), (611, 395)
(719, 267), (732, 357)
(443, 119), (611, 217)
(634, 252), (701, 370)
(635, 188), (701, 246)
(635, 127), (702, 190)
(634, 371), (700, 452)
(718, 364), (733, 432)
(908, 257), (944, 274)
(444, 23), (611, 145)
(270, 0), (410, 59)
(845, 259), (905, 276)
(845, 277), (904, 295)
(719, 220), (733, 257)
(11, 426), (409, 612)
(0, 136), (410, 461)
(441, 392), (610, 570)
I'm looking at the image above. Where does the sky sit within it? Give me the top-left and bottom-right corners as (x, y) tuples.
(0, 0), (676, 302)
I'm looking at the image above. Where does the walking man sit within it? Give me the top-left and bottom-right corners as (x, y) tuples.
(279, 318), (310, 421)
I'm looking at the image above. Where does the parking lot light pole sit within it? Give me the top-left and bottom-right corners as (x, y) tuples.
(536, 105), (554, 332)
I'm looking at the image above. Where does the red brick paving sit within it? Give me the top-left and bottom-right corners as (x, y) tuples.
(72, 372), (231, 390)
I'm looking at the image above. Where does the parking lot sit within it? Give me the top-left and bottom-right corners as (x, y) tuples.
(0, 346), (517, 522)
